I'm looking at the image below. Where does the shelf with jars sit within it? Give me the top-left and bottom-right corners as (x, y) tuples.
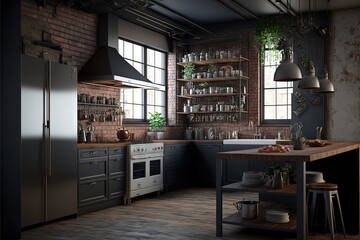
(176, 46), (249, 123)
(77, 93), (120, 122)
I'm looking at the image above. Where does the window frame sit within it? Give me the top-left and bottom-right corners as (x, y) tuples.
(260, 48), (293, 126)
(118, 38), (167, 125)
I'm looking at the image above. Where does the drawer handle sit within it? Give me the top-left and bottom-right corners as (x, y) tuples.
(114, 149), (122, 153)
(89, 151), (99, 155)
(90, 161), (98, 165)
(88, 182), (97, 186)
(114, 178), (121, 181)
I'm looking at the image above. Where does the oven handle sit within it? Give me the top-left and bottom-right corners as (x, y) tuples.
(130, 153), (163, 160)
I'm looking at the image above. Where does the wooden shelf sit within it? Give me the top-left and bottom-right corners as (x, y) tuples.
(222, 182), (296, 196)
(177, 111), (241, 115)
(177, 57), (249, 66)
(177, 93), (238, 98)
(78, 102), (118, 107)
(223, 202), (296, 233)
(177, 76), (249, 82)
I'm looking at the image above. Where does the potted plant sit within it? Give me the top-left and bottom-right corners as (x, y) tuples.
(207, 64), (218, 78)
(148, 111), (166, 140)
(182, 63), (195, 79)
(254, 15), (285, 63)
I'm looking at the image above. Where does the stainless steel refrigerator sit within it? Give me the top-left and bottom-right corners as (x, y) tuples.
(21, 54), (77, 228)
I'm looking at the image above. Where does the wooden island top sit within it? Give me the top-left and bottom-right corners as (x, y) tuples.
(216, 141), (360, 240)
(217, 141), (360, 162)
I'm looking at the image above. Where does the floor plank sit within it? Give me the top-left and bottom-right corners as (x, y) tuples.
(21, 188), (358, 240)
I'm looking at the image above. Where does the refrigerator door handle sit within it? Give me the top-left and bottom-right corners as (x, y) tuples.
(47, 61), (52, 177)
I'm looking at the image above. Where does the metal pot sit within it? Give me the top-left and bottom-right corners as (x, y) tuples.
(117, 128), (129, 141)
(233, 201), (261, 219)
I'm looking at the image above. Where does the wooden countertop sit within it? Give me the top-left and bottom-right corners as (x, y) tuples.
(216, 141), (360, 162)
(77, 140), (223, 149)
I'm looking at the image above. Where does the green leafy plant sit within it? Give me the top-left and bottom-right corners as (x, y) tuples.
(182, 63), (195, 79)
(207, 64), (217, 73)
(254, 15), (285, 63)
(198, 82), (208, 88)
(148, 112), (166, 132)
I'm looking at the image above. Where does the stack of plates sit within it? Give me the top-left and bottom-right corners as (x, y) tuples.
(265, 209), (290, 223)
(242, 171), (265, 186)
(306, 171), (325, 184)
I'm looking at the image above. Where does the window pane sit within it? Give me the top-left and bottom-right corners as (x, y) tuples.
(124, 42), (133, 59)
(122, 89), (133, 103)
(277, 89), (289, 104)
(133, 62), (144, 74)
(155, 51), (165, 68)
(133, 89), (143, 104)
(133, 44), (143, 62)
(123, 103), (133, 118)
(155, 91), (165, 105)
(147, 90), (155, 105)
(133, 105), (143, 119)
(147, 66), (155, 82)
(264, 106), (276, 119)
(147, 49), (154, 66)
(155, 68), (165, 84)
(276, 106), (288, 119)
(264, 89), (276, 105)
(118, 40), (124, 55)
(147, 107), (155, 118)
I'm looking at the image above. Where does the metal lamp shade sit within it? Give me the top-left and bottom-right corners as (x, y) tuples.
(298, 60), (320, 89)
(274, 46), (302, 81)
(274, 61), (302, 81)
(313, 68), (334, 93)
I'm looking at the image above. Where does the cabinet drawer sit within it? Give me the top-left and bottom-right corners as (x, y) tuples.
(109, 147), (127, 156)
(109, 156), (126, 176)
(79, 157), (107, 180)
(78, 148), (108, 159)
(78, 178), (107, 206)
(109, 175), (125, 199)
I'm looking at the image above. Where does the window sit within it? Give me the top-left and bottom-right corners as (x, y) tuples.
(118, 39), (166, 123)
(261, 48), (293, 125)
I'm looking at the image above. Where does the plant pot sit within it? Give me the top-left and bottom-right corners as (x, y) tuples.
(156, 132), (164, 140)
(147, 131), (155, 140)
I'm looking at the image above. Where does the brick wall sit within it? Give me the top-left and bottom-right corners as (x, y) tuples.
(21, 0), (97, 68)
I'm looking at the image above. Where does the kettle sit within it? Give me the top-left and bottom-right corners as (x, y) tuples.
(117, 127), (130, 141)
(272, 170), (283, 189)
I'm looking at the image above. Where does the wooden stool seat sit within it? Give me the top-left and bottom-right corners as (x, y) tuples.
(307, 183), (346, 239)
(308, 183), (338, 191)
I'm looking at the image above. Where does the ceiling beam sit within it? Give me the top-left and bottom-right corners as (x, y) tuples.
(149, 0), (212, 34)
(124, 7), (196, 36)
(275, 0), (297, 16)
(213, 0), (247, 20)
(229, 0), (258, 19)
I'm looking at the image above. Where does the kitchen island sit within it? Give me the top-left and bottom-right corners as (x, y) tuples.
(216, 141), (360, 240)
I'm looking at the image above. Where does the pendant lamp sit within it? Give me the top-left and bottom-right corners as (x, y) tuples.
(313, 67), (334, 93)
(274, 43), (302, 81)
(298, 60), (320, 89)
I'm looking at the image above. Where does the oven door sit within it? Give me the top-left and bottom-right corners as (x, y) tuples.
(130, 156), (163, 192)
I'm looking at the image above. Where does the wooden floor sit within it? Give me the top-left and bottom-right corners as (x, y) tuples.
(21, 188), (357, 240)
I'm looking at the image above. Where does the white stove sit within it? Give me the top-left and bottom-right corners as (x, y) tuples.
(124, 142), (164, 204)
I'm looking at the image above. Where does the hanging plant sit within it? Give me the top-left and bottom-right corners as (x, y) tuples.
(254, 15), (285, 63)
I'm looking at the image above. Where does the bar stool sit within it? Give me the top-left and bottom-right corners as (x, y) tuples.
(307, 183), (346, 239)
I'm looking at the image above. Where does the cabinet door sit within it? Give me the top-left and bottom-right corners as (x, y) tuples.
(109, 175), (125, 199)
(109, 155), (126, 176)
(222, 145), (252, 184)
(195, 144), (222, 187)
(78, 177), (107, 206)
(163, 144), (193, 191)
(79, 157), (108, 180)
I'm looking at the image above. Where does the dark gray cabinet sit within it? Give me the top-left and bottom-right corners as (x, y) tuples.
(194, 144), (223, 187)
(78, 146), (126, 214)
(163, 144), (193, 191)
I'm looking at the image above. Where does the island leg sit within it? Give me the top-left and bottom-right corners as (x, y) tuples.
(216, 158), (223, 237)
(296, 161), (307, 240)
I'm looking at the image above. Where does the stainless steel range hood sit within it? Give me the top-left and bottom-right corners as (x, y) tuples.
(79, 13), (164, 90)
